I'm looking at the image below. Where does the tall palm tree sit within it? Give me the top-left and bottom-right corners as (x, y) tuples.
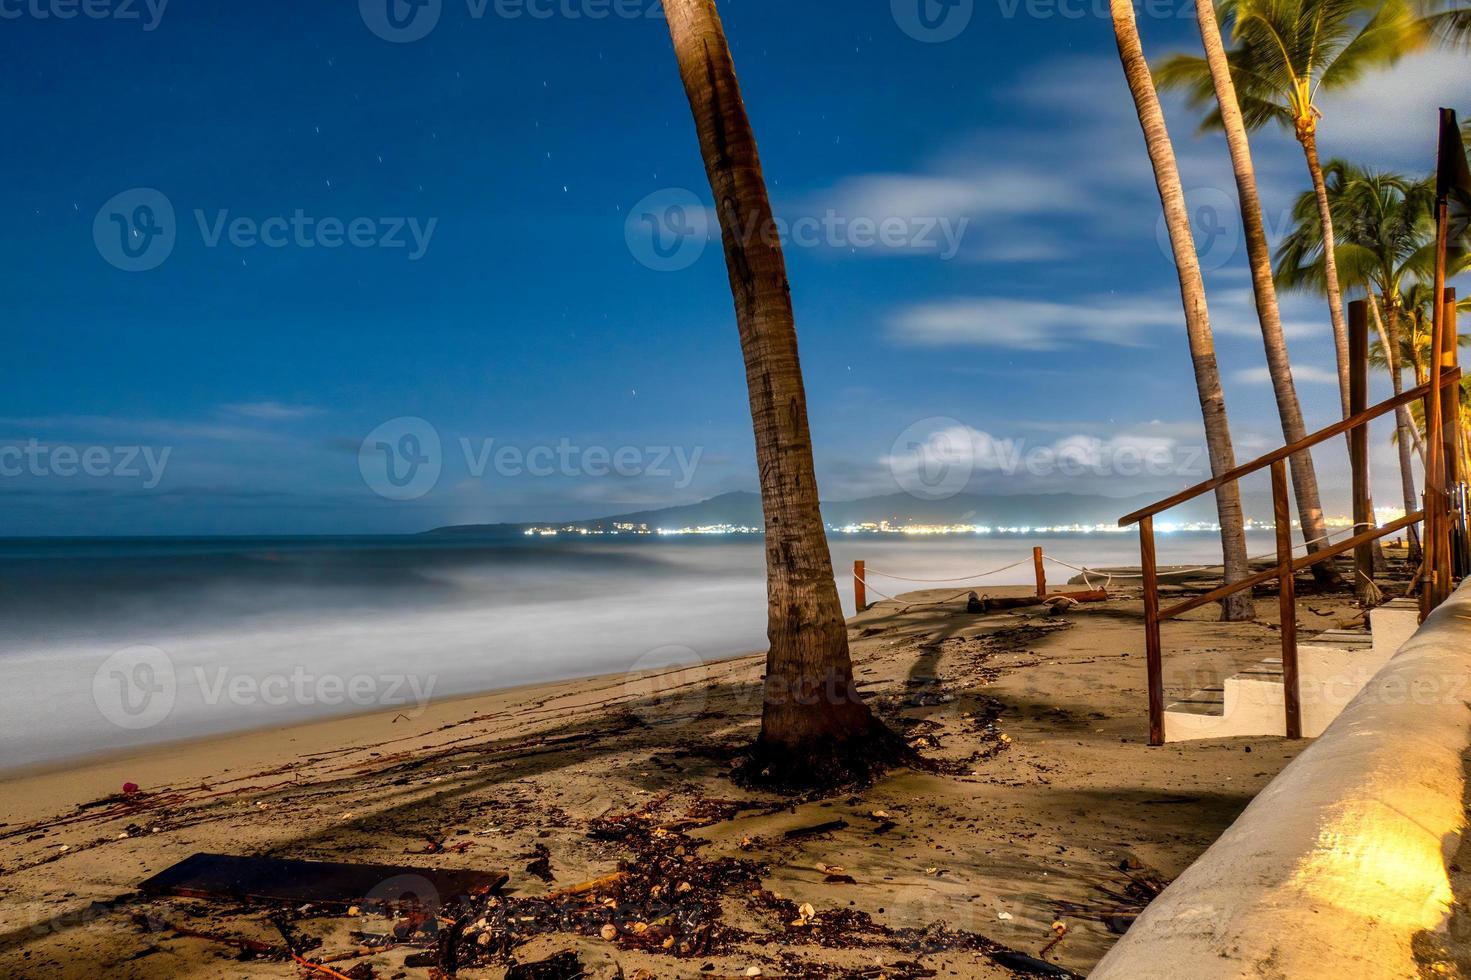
(1157, 0), (1427, 424)
(662, 0), (904, 790)
(1275, 164), (1437, 558)
(1162, 0), (1341, 586)
(1109, 0), (1255, 621)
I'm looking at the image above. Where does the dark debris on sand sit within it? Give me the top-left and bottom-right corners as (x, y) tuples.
(128, 797), (1081, 978)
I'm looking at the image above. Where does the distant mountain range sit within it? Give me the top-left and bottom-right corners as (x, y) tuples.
(426, 489), (1282, 536)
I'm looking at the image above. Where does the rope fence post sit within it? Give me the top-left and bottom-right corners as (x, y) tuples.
(1139, 517), (1164, 746)
(853, 560), (866, 612)
(1033, 546), (1046, 598)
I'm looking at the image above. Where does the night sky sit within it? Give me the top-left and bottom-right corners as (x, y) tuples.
(2, 0), (1467, 534)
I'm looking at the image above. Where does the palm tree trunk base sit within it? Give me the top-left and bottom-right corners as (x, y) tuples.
(1371, 539), (1389, 575)
(1220, 592), (1255, 622)
(1309, 560), (1346, 590)
(735, 715), (913, 794)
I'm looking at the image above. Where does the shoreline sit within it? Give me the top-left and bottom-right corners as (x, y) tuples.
(0, 654), (760, 786)
(0, 650), (765, 830)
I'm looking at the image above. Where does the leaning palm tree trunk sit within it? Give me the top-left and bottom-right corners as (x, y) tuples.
(662, 0), (904, 789)
(1110, 0), (1254, 621)
(1299, 126), (1353, 420)
(1371, 294), (1422, 561)
(1193, 0), (1341, 586)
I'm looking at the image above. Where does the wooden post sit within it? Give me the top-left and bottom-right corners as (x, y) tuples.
(1439, 288), (1460, 599)
(1349, 300), (1374, 603)
(1272, 459), (1302, 739)
(853, 560), (866, 612)
(1139, 517), (1164, 746)
(1033, 546), (1046, 598)
(1426, 199), (1451, 613)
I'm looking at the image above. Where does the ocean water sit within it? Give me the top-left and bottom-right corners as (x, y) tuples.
(0, 531), (1263, 772)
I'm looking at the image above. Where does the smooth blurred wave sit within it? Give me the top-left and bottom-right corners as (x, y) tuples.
(0, 531), (1261, 771)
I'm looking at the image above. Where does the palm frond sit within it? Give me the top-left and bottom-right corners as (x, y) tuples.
(1317, 0), (1427, 91)
(1171, 0), (1428, 133)
(1423, 4), (1471, 46)
(1271, 160), (1435, 299)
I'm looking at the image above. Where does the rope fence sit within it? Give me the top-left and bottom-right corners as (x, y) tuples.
(851, 522), (1399, 610)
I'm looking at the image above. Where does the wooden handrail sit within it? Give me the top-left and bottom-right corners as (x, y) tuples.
(1158, 510), (1426, 621)
(1119, 370), (1462, 527)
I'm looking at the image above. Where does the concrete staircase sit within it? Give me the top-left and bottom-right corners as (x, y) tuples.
(1163, 598), (1420, 741)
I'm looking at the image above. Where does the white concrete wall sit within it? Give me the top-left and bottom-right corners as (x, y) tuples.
(1091, 582), (1471, 979)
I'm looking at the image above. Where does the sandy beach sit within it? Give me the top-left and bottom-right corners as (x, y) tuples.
(0, 581), (1365, 978)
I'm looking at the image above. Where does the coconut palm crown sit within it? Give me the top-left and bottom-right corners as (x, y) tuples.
(1157, 0), (1426, 141)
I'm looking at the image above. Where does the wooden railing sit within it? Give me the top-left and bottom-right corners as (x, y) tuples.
(1119, 347), (1463, 745)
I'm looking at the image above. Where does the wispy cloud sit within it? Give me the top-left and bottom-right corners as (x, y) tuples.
(0, 414), (284, 443)
(1234, 364), (1339, 385)
(221, 401), (324, 421)
(887, 294), (1181, 350)
(820, 170), (1086, 225)
(1315, 50), (1471, 168)
(876, 420), (1203, 495)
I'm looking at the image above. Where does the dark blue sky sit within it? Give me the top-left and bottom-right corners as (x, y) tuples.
(2, 0), (1467, 533)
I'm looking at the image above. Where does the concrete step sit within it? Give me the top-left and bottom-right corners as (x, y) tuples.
(1163, 615), (1408, 742)
(1371, 597), (1420, 659)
